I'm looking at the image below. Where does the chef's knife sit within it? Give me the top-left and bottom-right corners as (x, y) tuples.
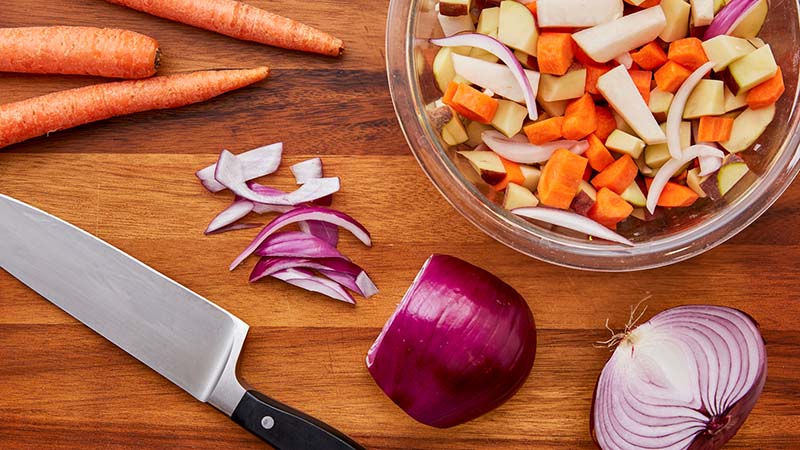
(0, 194), (365, 450)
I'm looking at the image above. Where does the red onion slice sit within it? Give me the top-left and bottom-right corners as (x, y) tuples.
(205, 222), (261, 235)
(299, 220), (340, 246)
(196, 143), (282, 193)
(270, 267), (356, 304)
(704, 0), (762, 40)
(205, 198), (255, 234)
(290, 157), (323, 184)
(255, 231), (348, 259)
(431, 33), (538, 120)
(250, 257), (377, 298)
(512, 207), (635, 246)
(482, 130), (587, 164)
(231, 206), (372, 270)
(667, 62), (715, 159)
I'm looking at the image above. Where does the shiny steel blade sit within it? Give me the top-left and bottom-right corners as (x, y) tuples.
(0, 195), (247, 404)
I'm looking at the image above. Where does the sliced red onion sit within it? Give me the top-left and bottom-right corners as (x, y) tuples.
(592, 305), (766, 450)
(687, 143), (726, 176)
(704, 0), (762, 40)
(482, 130), (587, 164)
(270, 267), (356, 304)
(299, 220), (339, 246)
(290, 157), (323, 184)
(205, 222), (261, 235)
(252, 202), (293, 214)
(667, 62), (715, 159)
(255, 231), (348, 259)
(614, 52), (633, 69)
(250, 257), (377, 298)
(231, 206), (371, 270)
(512, 207), (634, 246)
(205, 198), (255, 234)
(367, 254), (536, 428)
(431, 33), (538, 120)
(196, 143), (283, 193)
(355, 271), (379, 298)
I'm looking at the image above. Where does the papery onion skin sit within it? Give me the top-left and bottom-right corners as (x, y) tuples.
(366, 254), (536, 428)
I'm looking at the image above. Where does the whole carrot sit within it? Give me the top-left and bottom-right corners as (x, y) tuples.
(0, 26), (160, 79)
(0, 67), (269, 149)
(104, 0), (344, 57)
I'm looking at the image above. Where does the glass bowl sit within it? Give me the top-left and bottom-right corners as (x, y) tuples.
(386, 0), (800, 271)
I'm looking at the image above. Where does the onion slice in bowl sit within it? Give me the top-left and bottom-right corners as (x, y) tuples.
(512, 207), (635, 246)
(646, 144), (725, 213)
(704, 0), (762, 40)
(431, 33), (538, 120)
(196, 143), (283, 193)
(482, 130), (587, 164)
(666, 62), (715, 159)
(270, 267), (356, 304)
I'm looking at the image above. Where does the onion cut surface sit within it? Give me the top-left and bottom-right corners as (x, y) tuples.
(592, 305), (767, 450)
(196, 143), (283, 192)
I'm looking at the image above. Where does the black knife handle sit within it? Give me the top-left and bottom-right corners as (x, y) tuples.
(231, 390), (366, 450)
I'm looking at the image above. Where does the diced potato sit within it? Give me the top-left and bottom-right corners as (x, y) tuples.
(491, 100), (528, 137)
(439, 0), (472, 17)
(466, 121), (492, 147)
(613, 111), (637, 136)
(538, 69), (587, 102)
(442, 115), (469, 146)
(702, 35), (756, 72)
(519, 165), (542, 191)
(538, 97), (569, 117)
(717, 156), (750, 196)
(438, 13), (475, 37)
(659, 0), (691, 42)
(686, 168), (708, 198)
(620, 181), (647, 207)
(723, 85), (748, 112)
(731, 0), (768, 38)
(476, 6), (500, 37)
(606, 129), (646, 158)
(649, 88), (674, 122)
(690, 0), (714, 26)
(683, 80), (725, 119)
(458, 150), (506, 184)
(644, 122), (690, 168)
(433, 48), (458, 93)
(726, 44), (778, 94)
(498, 0), (539, 56)
(469, 47), (499, 63)
(503, 182), (540, 210)
(720, 104), (775, 153)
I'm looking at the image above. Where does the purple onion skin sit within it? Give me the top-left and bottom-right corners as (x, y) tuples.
(366, 254), (536, 428)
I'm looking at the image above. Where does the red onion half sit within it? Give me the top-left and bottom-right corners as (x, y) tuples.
(367, 254), (536, 428)
(592, 305), (767, 450)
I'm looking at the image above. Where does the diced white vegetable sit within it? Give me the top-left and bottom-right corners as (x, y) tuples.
(731, 0), (769, 38)
(491, 100), (528, 137)
(620, 181), (647, 207)
(683, 80), (725, 119)
(572, 7), (666, 63)
(649, 88), (674, 122)
(723, 85), (748, 112)
(605, 129), (646, 158)
(538, 69), (586, 102)
(614, 52), (633, 69)
(451, 53), (540, 104)
(519, 165), (542, 191)
(536, 0), (623, 28)
(538, 97), (569, 117)
(503, 183), (539, 210)
(498, 0), (539, 56)
(477, 7), (500, 37)
(433, 48), (458, 93)
(690, 0), (714, 27)
(727, 44), (778, 94)
(597, 65), (666, 144)
(701, 35), (756, 72)
(720, 104), (775, 153)
(442, 115), (469, 146)
(659, 0), (691, 42)
(458, 150), (507, 185)
(438, 13), (475, 37)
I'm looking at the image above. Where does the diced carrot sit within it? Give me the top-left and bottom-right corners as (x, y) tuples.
(697, 116), (734, 142)
(628, 70), (653, 104)
(594, 106), (616, 142)
(573, 42), (597, 66)
(746, 67), (785, 109)
(537, 33), (574, 76)
(654, 60), (692, 93)
(492, 157), (525, 191)
(526, 1), (537, 16)
(524, 116), (564, 144)
(639, 0), (662, 6)
(587, 187), (633, 230)
(585, 134), (616, 172)
(585, 63), (611, 95)
(646, 179), (699, 207)
(562, 93), (597, 140)
(591, 154), (637, 194)
(537, 148), (588, 209)
(582, 164), (593, 181)
(631, 41), (668, 71)
(443, 81), (499, 124)
(667, 37), (709, 71)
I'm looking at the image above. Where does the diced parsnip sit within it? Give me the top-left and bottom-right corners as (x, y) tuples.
(503, 182), (540, 209)
(498, 0), (539, 56)
(442, 115), (469, 146)
(605, 129), (646, 158)
(519, 165), (542, 191)
(649, 88), (674, 122)
(731, 0), (769, 38)
(659, 0), (691, 43)
(683, 80), (725, 119)
(538, 97), (569, 117)
(597, 65), (666, 144)
(439, 0), (472, 17)
(690, 0), (714, 27)
(536, 0), (623, 28)
(458, 150), (507, 184)
(720, 104), (775, 153)
(572, 7), (666, 63)
(613, 111), (637, 136)
(491, 100), (528, 137)
(466, 121), (492, 146)
(645, 122), (691, 168)
(539, 69), (587, 102)
(701, 35), (756, 72)
(723, 85), (748, 112)
(620, 181), (647, 207)
(687, 168), (709, 198)
(451, 54), (540, 104)
(477, 7), (500, 37)
(437, 13), (475, 37)
(727, 44), (778, 94)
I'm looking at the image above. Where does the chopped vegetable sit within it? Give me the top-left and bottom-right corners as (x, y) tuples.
(492, 157), (526, 191)
(271, 268), (355, 304)
(697, 116), (735, 142)
(206, 198), (255, 234)
(597, 65), (666, 145)
(584, 62), (612, 95)
(523, 116), (564, 144)
(537, 148), (588, 209)
(290, 158), (323, 184)
(443, 81), (499, 124)
(482, 129), (588, 164)
(667, 37), (710, 71)
(593, 305), (766, 450)
(628, 70), (653, 103)
(630, 41), (668, 70)
(536, 32), (574, 76)
(704, 0), (764, 40)
(585, 134), (616, 172)
(593, 106), (617, 142)
(562, 93), (597, 140)
(0, 26), (159, 78)
(591, 154), (637, 194)
(366, 254), (536, 428)
(571, 7), (667, 63)
(256, 231), (346, 259)
(654, 60), (693, 93)
(535, 0), (623, 28)
(746, 67), (785, 109)
(666, 62), (715, 158)
(587, 187), (633, 229)
(451, 53), (541, 104)
(197, 143), (283, 193)
(647, 178), (700, 207)
(104, 0), (343, 56)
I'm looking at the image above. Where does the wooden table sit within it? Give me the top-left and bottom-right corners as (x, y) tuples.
(1, 1), (799, 449)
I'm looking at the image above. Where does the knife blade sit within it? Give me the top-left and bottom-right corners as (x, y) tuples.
(0, 194), (364, 450)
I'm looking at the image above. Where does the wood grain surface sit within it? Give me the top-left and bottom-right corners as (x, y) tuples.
(1, 1), (799, 449)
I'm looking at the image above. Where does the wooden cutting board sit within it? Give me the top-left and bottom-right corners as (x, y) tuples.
(1, 1), (798, 448)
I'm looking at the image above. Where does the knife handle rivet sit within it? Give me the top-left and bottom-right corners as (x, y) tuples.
(260, 416), (275, 430)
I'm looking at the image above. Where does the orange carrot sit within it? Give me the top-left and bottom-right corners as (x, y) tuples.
(654, 60), (692, 93)
(646, 179), (699, 207)
(585, 134), (616, 172)
(0, 26), (159, 79)
(493, 158), (526, 191)
(631, 41), (668, 71)
(524, 116), (564, 144)
(526, 1), (537, 16)
(537, 33), (574, 76)
(537, 148), (588, 209)
(587, 187), (633, 230)
(443, 82), (499, 124)
(562, 93), (597, 140)
(594, 106), (616, 142)
(591, 154), (637, 194)
(625, 0), (661, 6)
(105, 0), (343, 56)
(582, 164), (593, 181)
(697, 116), (734, 142)
(585, 63), (612, 95)
(746, 67), (785, 109)
(667, 37), (709, 71)
(0, 67), (269, 149)
(629, 70), (653, 104)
